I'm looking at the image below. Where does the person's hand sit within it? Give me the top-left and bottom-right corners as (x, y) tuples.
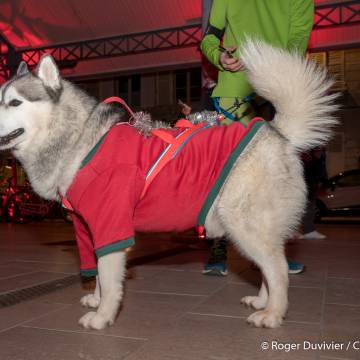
(180, 103), (192, 116)
(219, 46), (245, 72)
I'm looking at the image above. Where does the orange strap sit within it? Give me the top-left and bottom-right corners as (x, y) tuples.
(59, 192), (74, 212)
(151, 119), (195, 143)
(175, 119), (195, 128)
(151, 129), (177, 144)
(103, 96), (135, 119)
(140, 119), (209, 199)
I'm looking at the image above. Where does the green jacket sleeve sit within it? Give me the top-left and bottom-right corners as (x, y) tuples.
(200, 0), (228, 70)
(288, 0), (314, 54)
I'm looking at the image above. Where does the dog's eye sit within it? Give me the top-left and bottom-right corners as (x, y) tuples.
(8, 99), (22, 107)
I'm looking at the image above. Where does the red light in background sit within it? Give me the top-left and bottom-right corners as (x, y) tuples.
(196, 225), (206, 239)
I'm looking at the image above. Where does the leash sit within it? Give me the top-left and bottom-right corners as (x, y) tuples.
(102, 96), (136, 120)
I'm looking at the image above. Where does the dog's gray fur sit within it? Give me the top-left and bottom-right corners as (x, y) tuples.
(0, 40), (338, 329)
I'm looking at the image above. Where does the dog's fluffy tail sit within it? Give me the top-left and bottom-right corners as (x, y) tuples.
(241, 39), (338, 152)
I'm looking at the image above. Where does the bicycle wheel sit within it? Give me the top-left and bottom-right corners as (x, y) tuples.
(6, 190), (37, 224)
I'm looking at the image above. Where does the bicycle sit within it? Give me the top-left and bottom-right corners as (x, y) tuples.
(0, 178), (71, 224)
(6, 187), (72, 224)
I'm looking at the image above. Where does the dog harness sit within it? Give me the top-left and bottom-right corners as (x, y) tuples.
(212, 93), (256, 122)
(61, 98), (266, 277)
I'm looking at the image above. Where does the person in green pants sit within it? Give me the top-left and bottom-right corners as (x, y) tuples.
(200, 0), (314, 275)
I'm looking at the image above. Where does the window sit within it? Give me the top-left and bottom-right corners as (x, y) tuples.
(75, 80), (100, 99)
(175, 67), (201, 104)
(131, 74), (141, 107)
(118, 76), (129, 103)
(175, 70), (187, 103)
(190, 68), (201, 102)
(117, 75), (141, 107)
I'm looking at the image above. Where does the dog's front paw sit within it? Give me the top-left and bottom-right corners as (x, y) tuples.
(80, 294), (100, 308)
(246, 310), (283, 328)
(241, 296), (267, 310)
(79, 311), (113, 330)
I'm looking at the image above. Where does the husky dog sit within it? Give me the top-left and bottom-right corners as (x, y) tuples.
(0, 40), (337, 330)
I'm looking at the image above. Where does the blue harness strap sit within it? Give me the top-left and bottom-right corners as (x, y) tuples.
(213, 97), (236, 121)
(212, 92), (256, 122)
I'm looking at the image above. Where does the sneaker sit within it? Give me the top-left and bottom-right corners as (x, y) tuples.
(287, 259), (305, 274)
(202, 239), (228, 276)
(300, 231), (326, 240)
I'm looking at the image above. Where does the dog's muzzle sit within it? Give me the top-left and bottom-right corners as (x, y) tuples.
(0, 128), (25, 146)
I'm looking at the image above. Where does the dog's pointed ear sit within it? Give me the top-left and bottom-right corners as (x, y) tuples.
(17, 61), (29, 76)
(37, 55), (61, 91)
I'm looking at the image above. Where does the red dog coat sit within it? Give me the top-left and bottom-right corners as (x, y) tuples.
(66, 119), (265, 276)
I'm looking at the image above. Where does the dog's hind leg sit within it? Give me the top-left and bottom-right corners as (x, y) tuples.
(245, 248), (288, 328)
(79, 251), (126, 330)
(80, 275), (101, 308)
(225, 222), (289, 328)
